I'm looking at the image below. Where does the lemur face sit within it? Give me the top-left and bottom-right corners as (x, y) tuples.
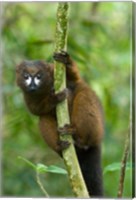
(23, 71), (42, 92)
(16, 60), (53, 93)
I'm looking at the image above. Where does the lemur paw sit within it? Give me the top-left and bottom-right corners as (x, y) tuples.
(58, 124), (76, 135)
(57, 140), (70, 151)
(52, 88), (68, 103)
(53, 51), (71, 65)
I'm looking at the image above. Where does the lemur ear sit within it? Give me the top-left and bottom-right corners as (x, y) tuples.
(16, 61), (26, 73)
(16, 64), (22, 73)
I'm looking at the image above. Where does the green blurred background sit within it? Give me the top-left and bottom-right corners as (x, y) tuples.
(2, 2), (132, 198)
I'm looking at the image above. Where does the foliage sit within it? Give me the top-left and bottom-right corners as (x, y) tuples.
(2, 2), (132, 198)
(18, 156), (68, 197)
(103, 162), (132, 175)
(18, 156), (67, 175)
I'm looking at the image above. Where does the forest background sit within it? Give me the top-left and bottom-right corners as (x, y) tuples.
(2, 2), (132, 198)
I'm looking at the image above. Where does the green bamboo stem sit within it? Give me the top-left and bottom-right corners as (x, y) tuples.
(54, 3), (89, 198)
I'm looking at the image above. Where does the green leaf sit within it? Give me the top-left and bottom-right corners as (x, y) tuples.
(36, 164), (67, 175)
(103, 162), (132, 175)
(18, 156), (67, 175)
(46, 165), (68, 174)
(36, 164), (48, 173)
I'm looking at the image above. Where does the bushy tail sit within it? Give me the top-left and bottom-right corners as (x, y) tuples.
(76, 145), (103, 197)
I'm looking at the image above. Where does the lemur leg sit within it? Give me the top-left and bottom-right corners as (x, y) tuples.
(39, 115), (70, 154)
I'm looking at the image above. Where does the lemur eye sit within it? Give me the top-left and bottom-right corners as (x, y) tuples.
(24, 73), (29, 80)
(36, 74), (41, 79)
(34, 74), (41, 86)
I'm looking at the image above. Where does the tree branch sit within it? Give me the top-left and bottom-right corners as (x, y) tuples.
(54, 3), (89, 198)
(117, 129), (130, 197)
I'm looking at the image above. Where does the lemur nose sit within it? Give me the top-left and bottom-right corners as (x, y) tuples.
(29, 85), (37, 92)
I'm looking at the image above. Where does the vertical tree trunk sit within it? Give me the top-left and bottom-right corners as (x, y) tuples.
(54, 3), (89, 198)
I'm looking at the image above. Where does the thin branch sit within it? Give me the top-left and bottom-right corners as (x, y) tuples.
(36, 171), (49, 197)
(54, 3), (89, 198)
(117, 129), (130, 197)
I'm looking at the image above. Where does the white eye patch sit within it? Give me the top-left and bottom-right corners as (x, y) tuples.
(34, 77), (41, 86)
(25, 76), (32, 86)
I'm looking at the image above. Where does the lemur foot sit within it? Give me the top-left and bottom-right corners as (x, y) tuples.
(57, 140), (70, 151)
(58, 124), (76, 135)
(51, 88), (68, 103)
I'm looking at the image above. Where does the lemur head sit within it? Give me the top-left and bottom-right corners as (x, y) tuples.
(16, 60), (53, 94)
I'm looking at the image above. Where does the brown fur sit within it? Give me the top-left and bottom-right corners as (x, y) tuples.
(16, 52), (104, 196)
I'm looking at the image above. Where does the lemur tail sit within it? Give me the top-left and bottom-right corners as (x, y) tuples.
(76, 145), (104, 197)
